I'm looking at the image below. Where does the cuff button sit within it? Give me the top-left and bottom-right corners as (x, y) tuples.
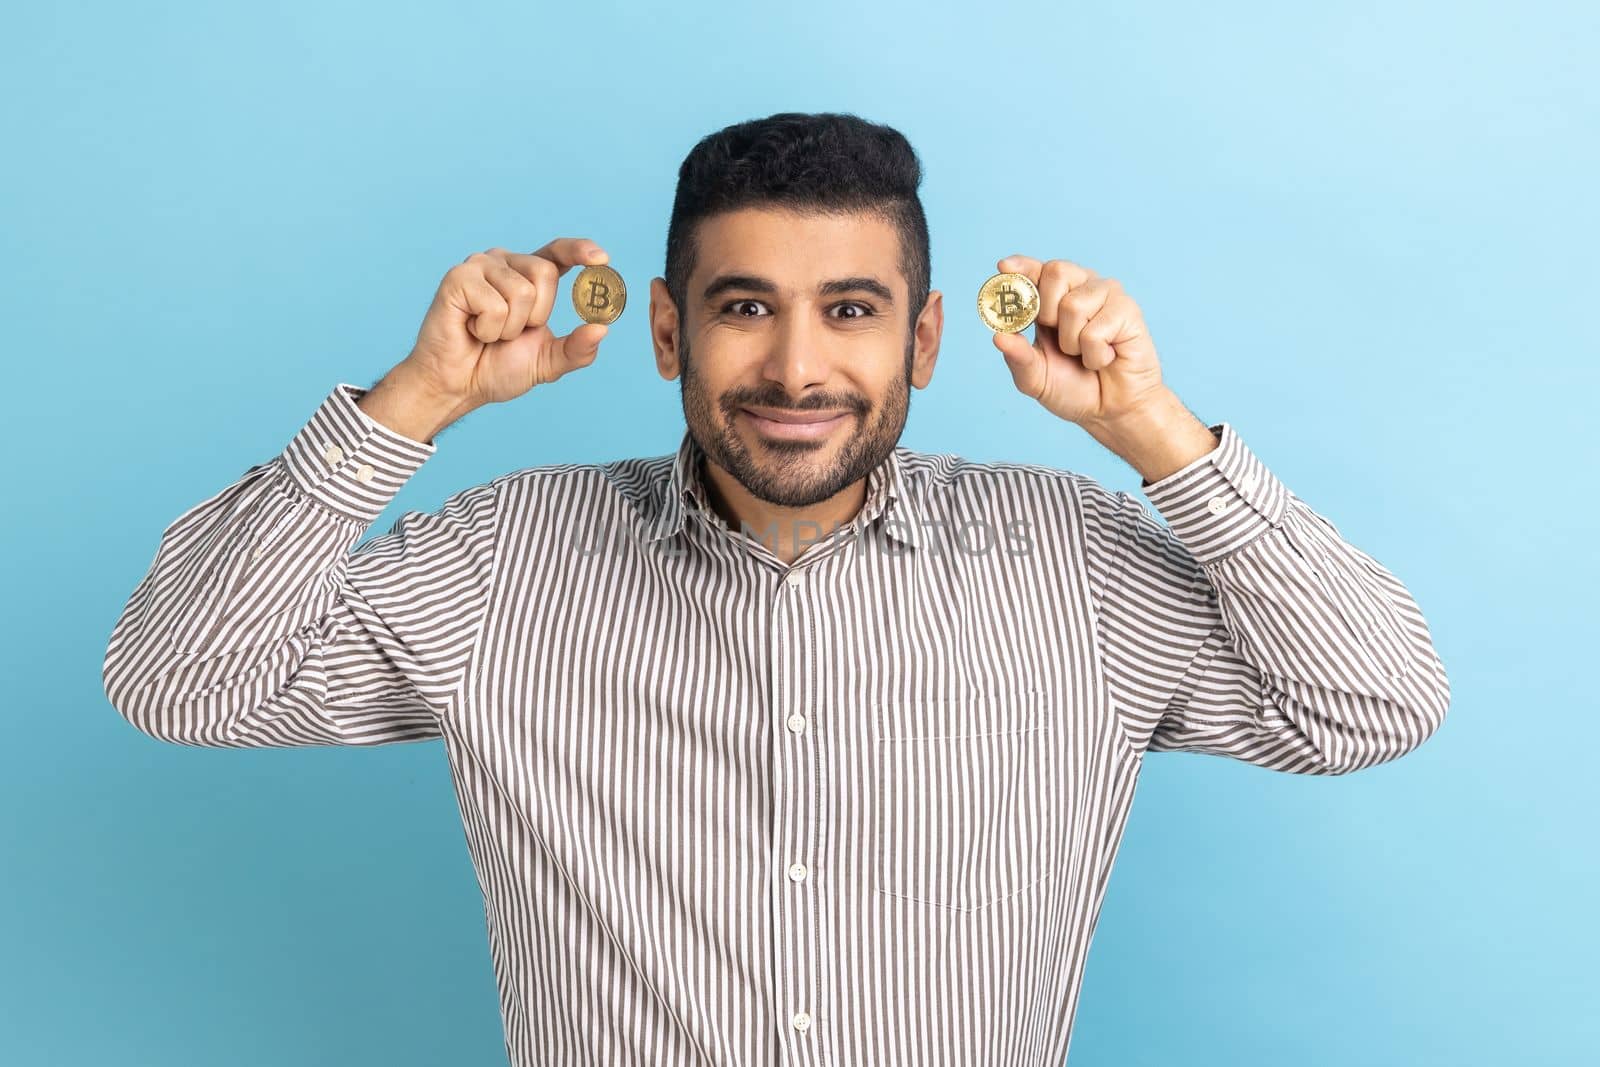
(322, 444), (344, 467)
(354, 463), (375, 484)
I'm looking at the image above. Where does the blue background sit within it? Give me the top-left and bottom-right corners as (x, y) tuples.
(4, 1), (1594, 1064)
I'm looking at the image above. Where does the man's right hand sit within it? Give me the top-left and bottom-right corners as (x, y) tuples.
(410, 237), (613, 404)
(360, 239), (613, 443)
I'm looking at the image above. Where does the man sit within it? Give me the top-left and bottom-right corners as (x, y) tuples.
(103, 111), (1450, 1066)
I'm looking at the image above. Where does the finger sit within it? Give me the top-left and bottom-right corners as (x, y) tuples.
(455, 272), (510, 343)
(992, 328), (1047, 401)
(522, 239), (608, 331)
(1055, 279), (1112, 357)
(498, 252), (560, 329)
(1034, 259), (1096, 330)
(530, 236), (609, 276)
(1079, 303), (1124, 370)
(484, 262), (538, 341)
(997, 253), (1043, 285)
(547, 322), (609, 377)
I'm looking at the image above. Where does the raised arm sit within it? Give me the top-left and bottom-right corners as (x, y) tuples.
(1081, 422), (1450, 774)
(103, 237), (616, 747)
(102, 383), (499, 747)
(981, 253), (1449, 774)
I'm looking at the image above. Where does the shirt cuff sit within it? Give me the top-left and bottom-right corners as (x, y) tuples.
(278, 382), (437, 523)
(1139, 422), (1290, 565)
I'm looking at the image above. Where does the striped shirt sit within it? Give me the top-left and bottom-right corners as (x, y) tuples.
(103, 381), (1450, 1066)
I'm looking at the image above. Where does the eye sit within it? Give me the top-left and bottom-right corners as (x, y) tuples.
(718, 299), (877, 318)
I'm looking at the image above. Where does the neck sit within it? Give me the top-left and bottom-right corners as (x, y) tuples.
(699, 457), (868, 566)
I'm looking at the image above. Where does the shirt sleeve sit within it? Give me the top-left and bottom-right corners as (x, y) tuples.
(1080, 421), (1450, 775)
(102, 382), (500, 748)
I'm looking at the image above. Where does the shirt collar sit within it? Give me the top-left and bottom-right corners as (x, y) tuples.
(643, 429), (922, 550)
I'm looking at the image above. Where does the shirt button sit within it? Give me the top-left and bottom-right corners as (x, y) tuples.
(1207, 495), (1230, 514)
(792, 1011), (812, 1033)
(786, 713), (807, 734)
(322, 443), (344, 467)
(788, 862), (808, 882)
(784, 570), (803, 588)
(354, 463), (375, 484)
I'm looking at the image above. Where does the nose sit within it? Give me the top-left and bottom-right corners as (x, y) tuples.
(758, 309), (830, 396)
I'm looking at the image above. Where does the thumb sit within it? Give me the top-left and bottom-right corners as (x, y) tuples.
(992, 329), (1045, 401)
(553, 322), (609, 372)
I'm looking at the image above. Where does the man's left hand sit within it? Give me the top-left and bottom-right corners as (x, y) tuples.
(991, 254), (1222, 483)
(990, 255), (1167, 432)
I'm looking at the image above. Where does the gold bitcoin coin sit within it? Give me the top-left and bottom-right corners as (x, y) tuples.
(572, 263), (626, 325)
(976, 271), (1040, 333)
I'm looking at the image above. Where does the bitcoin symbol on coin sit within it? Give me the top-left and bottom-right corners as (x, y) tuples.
(572, 263), (626, 325)
(976, 271), (1040, 333)
(993, 286), (1023, 320)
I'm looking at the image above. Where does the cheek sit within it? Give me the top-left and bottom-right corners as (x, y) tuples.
(689, 336), (763, 385)
(681, 352), (729, 397)
(862, 370), (906, 406)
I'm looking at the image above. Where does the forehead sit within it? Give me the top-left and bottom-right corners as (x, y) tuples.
(691, 206), (903, 289)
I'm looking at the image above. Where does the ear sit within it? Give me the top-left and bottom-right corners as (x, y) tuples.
(649, 277), (682, 381)
(910, 288), (943, 389)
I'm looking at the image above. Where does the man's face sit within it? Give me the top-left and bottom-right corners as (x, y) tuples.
(650, 206), (941, 509)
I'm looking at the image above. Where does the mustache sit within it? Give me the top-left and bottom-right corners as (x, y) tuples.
(720, 389), (869, 415)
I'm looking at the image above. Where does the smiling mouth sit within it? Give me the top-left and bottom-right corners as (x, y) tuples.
(739, 406), (853, 442)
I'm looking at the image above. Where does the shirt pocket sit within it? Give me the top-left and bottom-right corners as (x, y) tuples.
(873, 688), (1056, 913)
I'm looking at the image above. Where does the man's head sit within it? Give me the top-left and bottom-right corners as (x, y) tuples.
(649, 112), (943, 510)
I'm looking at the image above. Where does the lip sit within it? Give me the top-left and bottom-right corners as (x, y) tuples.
(740, 406), (852, 441)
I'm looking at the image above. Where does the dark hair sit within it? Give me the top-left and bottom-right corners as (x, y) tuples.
(664, 111), (931, 338)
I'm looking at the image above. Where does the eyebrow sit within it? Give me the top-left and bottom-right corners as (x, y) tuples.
(701, 273), (895, 306)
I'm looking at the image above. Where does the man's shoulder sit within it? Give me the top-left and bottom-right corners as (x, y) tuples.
(486, 449), (677, 515)
(894, 446), (1137, 557)
(895, 445), (1104, 504)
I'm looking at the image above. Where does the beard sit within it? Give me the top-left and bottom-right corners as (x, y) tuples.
(679, 332), (912, 509)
